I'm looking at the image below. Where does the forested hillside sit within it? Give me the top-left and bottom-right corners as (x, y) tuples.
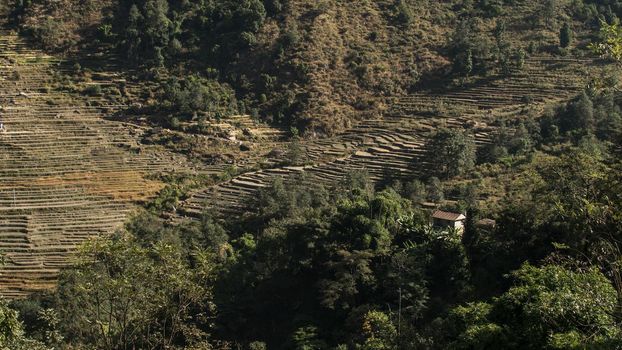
(8, 0), (446, 135)
(1, 0), (622, 349)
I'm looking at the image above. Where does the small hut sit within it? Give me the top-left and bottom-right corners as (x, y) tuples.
(431, 210), (466, 234)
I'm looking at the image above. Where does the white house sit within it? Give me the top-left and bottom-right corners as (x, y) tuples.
(431, 210), (466, 234)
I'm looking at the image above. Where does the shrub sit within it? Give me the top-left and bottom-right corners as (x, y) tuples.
(448, 19), (495, 77)
(560, 22), (572, 48)
(499, 52), (511, 76)
(32, 17), (73, 51)
(82, 84), (102, 96)
(72, 63), (81, 74)
(426, 177), (445, 202)
(477, 0), (504, 18)
(168, 116), (181, 130)
(515, 48), (526, 70)
(527, 41), (537, 54)
(396, 0), (414, 25)
(161, 75), (238, 119)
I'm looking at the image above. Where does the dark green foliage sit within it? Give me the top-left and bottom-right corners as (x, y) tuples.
(55, 229), (217, 349)
(514, 48), (526, 69)
(82, 84), (102, 96)
(448, 14), (532, 79)
(0, 298), (41, 348)
(594, 92), (622, 142)
(492, 19), (506, 50)
(403, 179), (427, 203)
(447, 16), (527, 78)
(444, 264), (621, 349)
(114, 0), (266, 68)
(537, 86), (622, 147)
(449, 20), (494, 76)
(396, 0), (414, 25)
(426, 177), (445, 202)
(214, 175), (468, 348)
(576, 0), (622, 23)
(13, 149), (622, 349)
(560, 92), (594, 133)
(426, 129), (476, 179)
(284, 127), (307, 166)
(478, 120), (535, 163)
(120, 1), (173, 66)
(7, 0), (29, 26)
(264, 0), (283, 15)
(544, 91), (594, 138)
(560, 22), (573, 48)
(160, 75), (238, 119)
(460, 49), (474, 76)
(476, 0), (504, 18)
(499, 52), (511, 76)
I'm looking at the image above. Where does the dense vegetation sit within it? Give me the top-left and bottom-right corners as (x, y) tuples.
(3, 0), (499, 134)
(4, 137), (622, 348)
(3, 0), (622, 349)
(11, 0), (622, 135)
(3, 83), (622, 347)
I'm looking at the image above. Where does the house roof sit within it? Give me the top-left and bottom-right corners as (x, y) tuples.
(432, 210), (466, 222)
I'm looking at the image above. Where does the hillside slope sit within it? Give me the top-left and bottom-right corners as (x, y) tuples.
(0, 31), (203, 297)
(7, 0), (456, 135)
(0, 0), (617, 298)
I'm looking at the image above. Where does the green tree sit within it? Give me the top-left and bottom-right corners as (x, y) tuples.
(56, 233), (216, 349)
(0, 296), (47, 349)
(119, 0), (173, 65)
(493, 20), (507, 54)
(444, 264), (622, 349)
(514, 48), (526, 70)
(0, 298), (24, 347)
(285, 127), (306, 165)
(590, 20), (622, 64)
(396, 0), (414, 25)
(560, 22), (572, 48)
(448, 19), (492, 77)
(593, 90), (622, 143)
(507, 123), (532, 155)
(563, 91), (594, 134)
(426, 129), (476, 179)
(426, 177), (444, 202)
(161, 75), (238, 118)
(115, 0), (266, 68)
(291, 326), (327, 350)
(403, 179), (427, 203)
(354, 311), (397, 350)
(463, 49), (473, 76)
(541, 0), (557, 29)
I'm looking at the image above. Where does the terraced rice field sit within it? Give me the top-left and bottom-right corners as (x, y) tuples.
(0, 25), (603, 298)
(0, 32), (201, 297)
(179, 55), (598, 218)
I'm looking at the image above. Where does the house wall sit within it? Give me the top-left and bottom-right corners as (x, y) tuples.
(454, 220), (465, 233)
(433, 218), (465, 234)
